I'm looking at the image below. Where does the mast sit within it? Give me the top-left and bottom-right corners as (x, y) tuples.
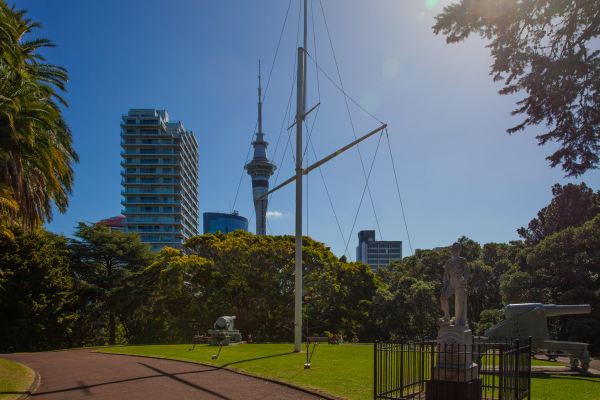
(294, 0), (308, 353)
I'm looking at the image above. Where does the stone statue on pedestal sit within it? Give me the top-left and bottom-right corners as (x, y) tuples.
(426, 242), (479, 400)
(440, 242), (469, 326)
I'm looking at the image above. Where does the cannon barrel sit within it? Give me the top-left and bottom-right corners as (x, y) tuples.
(544, 304), (591, 317)
(503, 303), (591, 319)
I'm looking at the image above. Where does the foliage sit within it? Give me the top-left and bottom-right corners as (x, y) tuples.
(518, 182), (600, 245)
(69, 222), (153, 345)
(523, 214), (600, 351)
(0, 230), (78, 352)
(433, 0), (600, 176)
(1, 182), (598, 354)
(476, 308), (504, 335)
(133, 232), (381, 343)
(0, 1), (78, 233)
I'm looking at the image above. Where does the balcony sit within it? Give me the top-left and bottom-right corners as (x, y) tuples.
(121, 150), (180, 156)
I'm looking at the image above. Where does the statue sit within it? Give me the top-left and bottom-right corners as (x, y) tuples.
(440, 242), (468, 326)
(425, 241), (479, 400)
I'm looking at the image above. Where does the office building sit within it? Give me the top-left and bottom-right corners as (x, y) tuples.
(121, 109), (199, 251)
(356, 230), (402, 269)
(245, 65), (276, 235)
(203, 212), (248, 234)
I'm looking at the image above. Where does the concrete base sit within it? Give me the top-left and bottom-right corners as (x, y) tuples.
(432, 362), (479, 382)
(426, 378), (481, 400)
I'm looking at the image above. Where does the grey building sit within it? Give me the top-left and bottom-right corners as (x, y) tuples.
(121, 109), (199, 251)
(245, 66), (276, 235)
(203, 212), (248, 234)
(356, 230), (402, 269)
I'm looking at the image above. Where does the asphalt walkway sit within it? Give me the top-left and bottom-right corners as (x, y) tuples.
(2, 350), (327, 400)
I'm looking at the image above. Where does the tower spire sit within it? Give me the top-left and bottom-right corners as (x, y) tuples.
(258, 59), (263, 136)
(245, 59), (276, 236)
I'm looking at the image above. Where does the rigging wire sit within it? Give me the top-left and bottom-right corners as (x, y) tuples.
(230, 0), (293, 213)
(303, 0), (348, 257)
(384, 128), (413, 255)
(343, 131), (384, 258)
(317, 0), (383, 242)
(305, 51), (383, 125)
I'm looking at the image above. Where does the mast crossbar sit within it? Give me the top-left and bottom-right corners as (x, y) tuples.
(287, 102), (321, 130)
(259, 123), (387, 200)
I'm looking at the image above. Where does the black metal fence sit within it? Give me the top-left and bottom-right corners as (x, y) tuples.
(374, 338), (532, 400)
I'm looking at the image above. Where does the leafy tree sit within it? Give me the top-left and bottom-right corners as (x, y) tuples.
(70, 223), (153, 345)
(0, 2), (78, 232)
(518, 182), (600, 245)
(467, 260), (502, 324)
(476, 308), (504, 336)
(0, 230), (78, 351)
(504, 215), (600, 352)
(125, 231), (382, 343)
(433, 0), (600, 176)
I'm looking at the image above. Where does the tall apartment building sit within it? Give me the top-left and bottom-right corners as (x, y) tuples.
(121, 109), (199, 251)
(356, 230), (402, 270)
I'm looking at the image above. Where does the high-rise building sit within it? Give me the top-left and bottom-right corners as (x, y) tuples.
(203, 212), (248, 234)
(245, 64), (276, 235)
(356, 230), (402, 269)
(121, 109), (199, 251)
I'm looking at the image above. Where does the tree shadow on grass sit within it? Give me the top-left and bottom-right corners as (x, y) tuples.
(26, 352), (296, 398)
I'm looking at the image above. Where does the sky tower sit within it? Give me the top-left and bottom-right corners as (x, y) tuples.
(245, 61), (276, 235)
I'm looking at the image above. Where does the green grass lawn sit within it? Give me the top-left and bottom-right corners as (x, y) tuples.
(99, 344), (600, 400)
(0, 358), (35, 400)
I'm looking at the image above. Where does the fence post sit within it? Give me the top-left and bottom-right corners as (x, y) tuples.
(514, 339), (520, 400)
(499, 343), (504, 400)
(528, 337), (532, 400)
(373, 342), (377, 400)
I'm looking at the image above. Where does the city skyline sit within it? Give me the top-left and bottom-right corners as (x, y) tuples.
(19, 0), (596, 259)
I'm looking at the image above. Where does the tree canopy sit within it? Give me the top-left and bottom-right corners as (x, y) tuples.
(0, 183), (598, 354)
(433, 0), (600, 176)
(517, 182), (600, 245)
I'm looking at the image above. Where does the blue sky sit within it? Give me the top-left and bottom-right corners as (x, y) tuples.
(15, 0), (597, 259)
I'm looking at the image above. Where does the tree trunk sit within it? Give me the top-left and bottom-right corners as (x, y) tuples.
(109, 311), (116, 345)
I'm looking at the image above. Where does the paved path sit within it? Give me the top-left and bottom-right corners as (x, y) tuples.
(1, 350), (327, 400)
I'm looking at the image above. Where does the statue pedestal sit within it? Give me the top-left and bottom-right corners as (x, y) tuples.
(426, 323), (480, 400)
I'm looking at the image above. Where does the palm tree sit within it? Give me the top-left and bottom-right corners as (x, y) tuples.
(0, 1), (78, 233)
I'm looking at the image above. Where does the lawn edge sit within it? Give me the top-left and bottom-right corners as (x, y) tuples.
(4, 359), (40, 400)
(95, 350), (346, 400)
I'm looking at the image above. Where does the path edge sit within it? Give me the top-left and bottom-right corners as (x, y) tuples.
(16, 366), (40, 400)
(95, 350), (345, 400)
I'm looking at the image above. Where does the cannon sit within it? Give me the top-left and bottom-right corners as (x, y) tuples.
(485, 303), (591, 370)
(214, 316), (237, 331)
(207, 315), (242, 346)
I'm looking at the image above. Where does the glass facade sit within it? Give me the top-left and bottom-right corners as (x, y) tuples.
(356, 230), (402, 270)
(121, 109), (199, 251)
(203, 212), (248, 234)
